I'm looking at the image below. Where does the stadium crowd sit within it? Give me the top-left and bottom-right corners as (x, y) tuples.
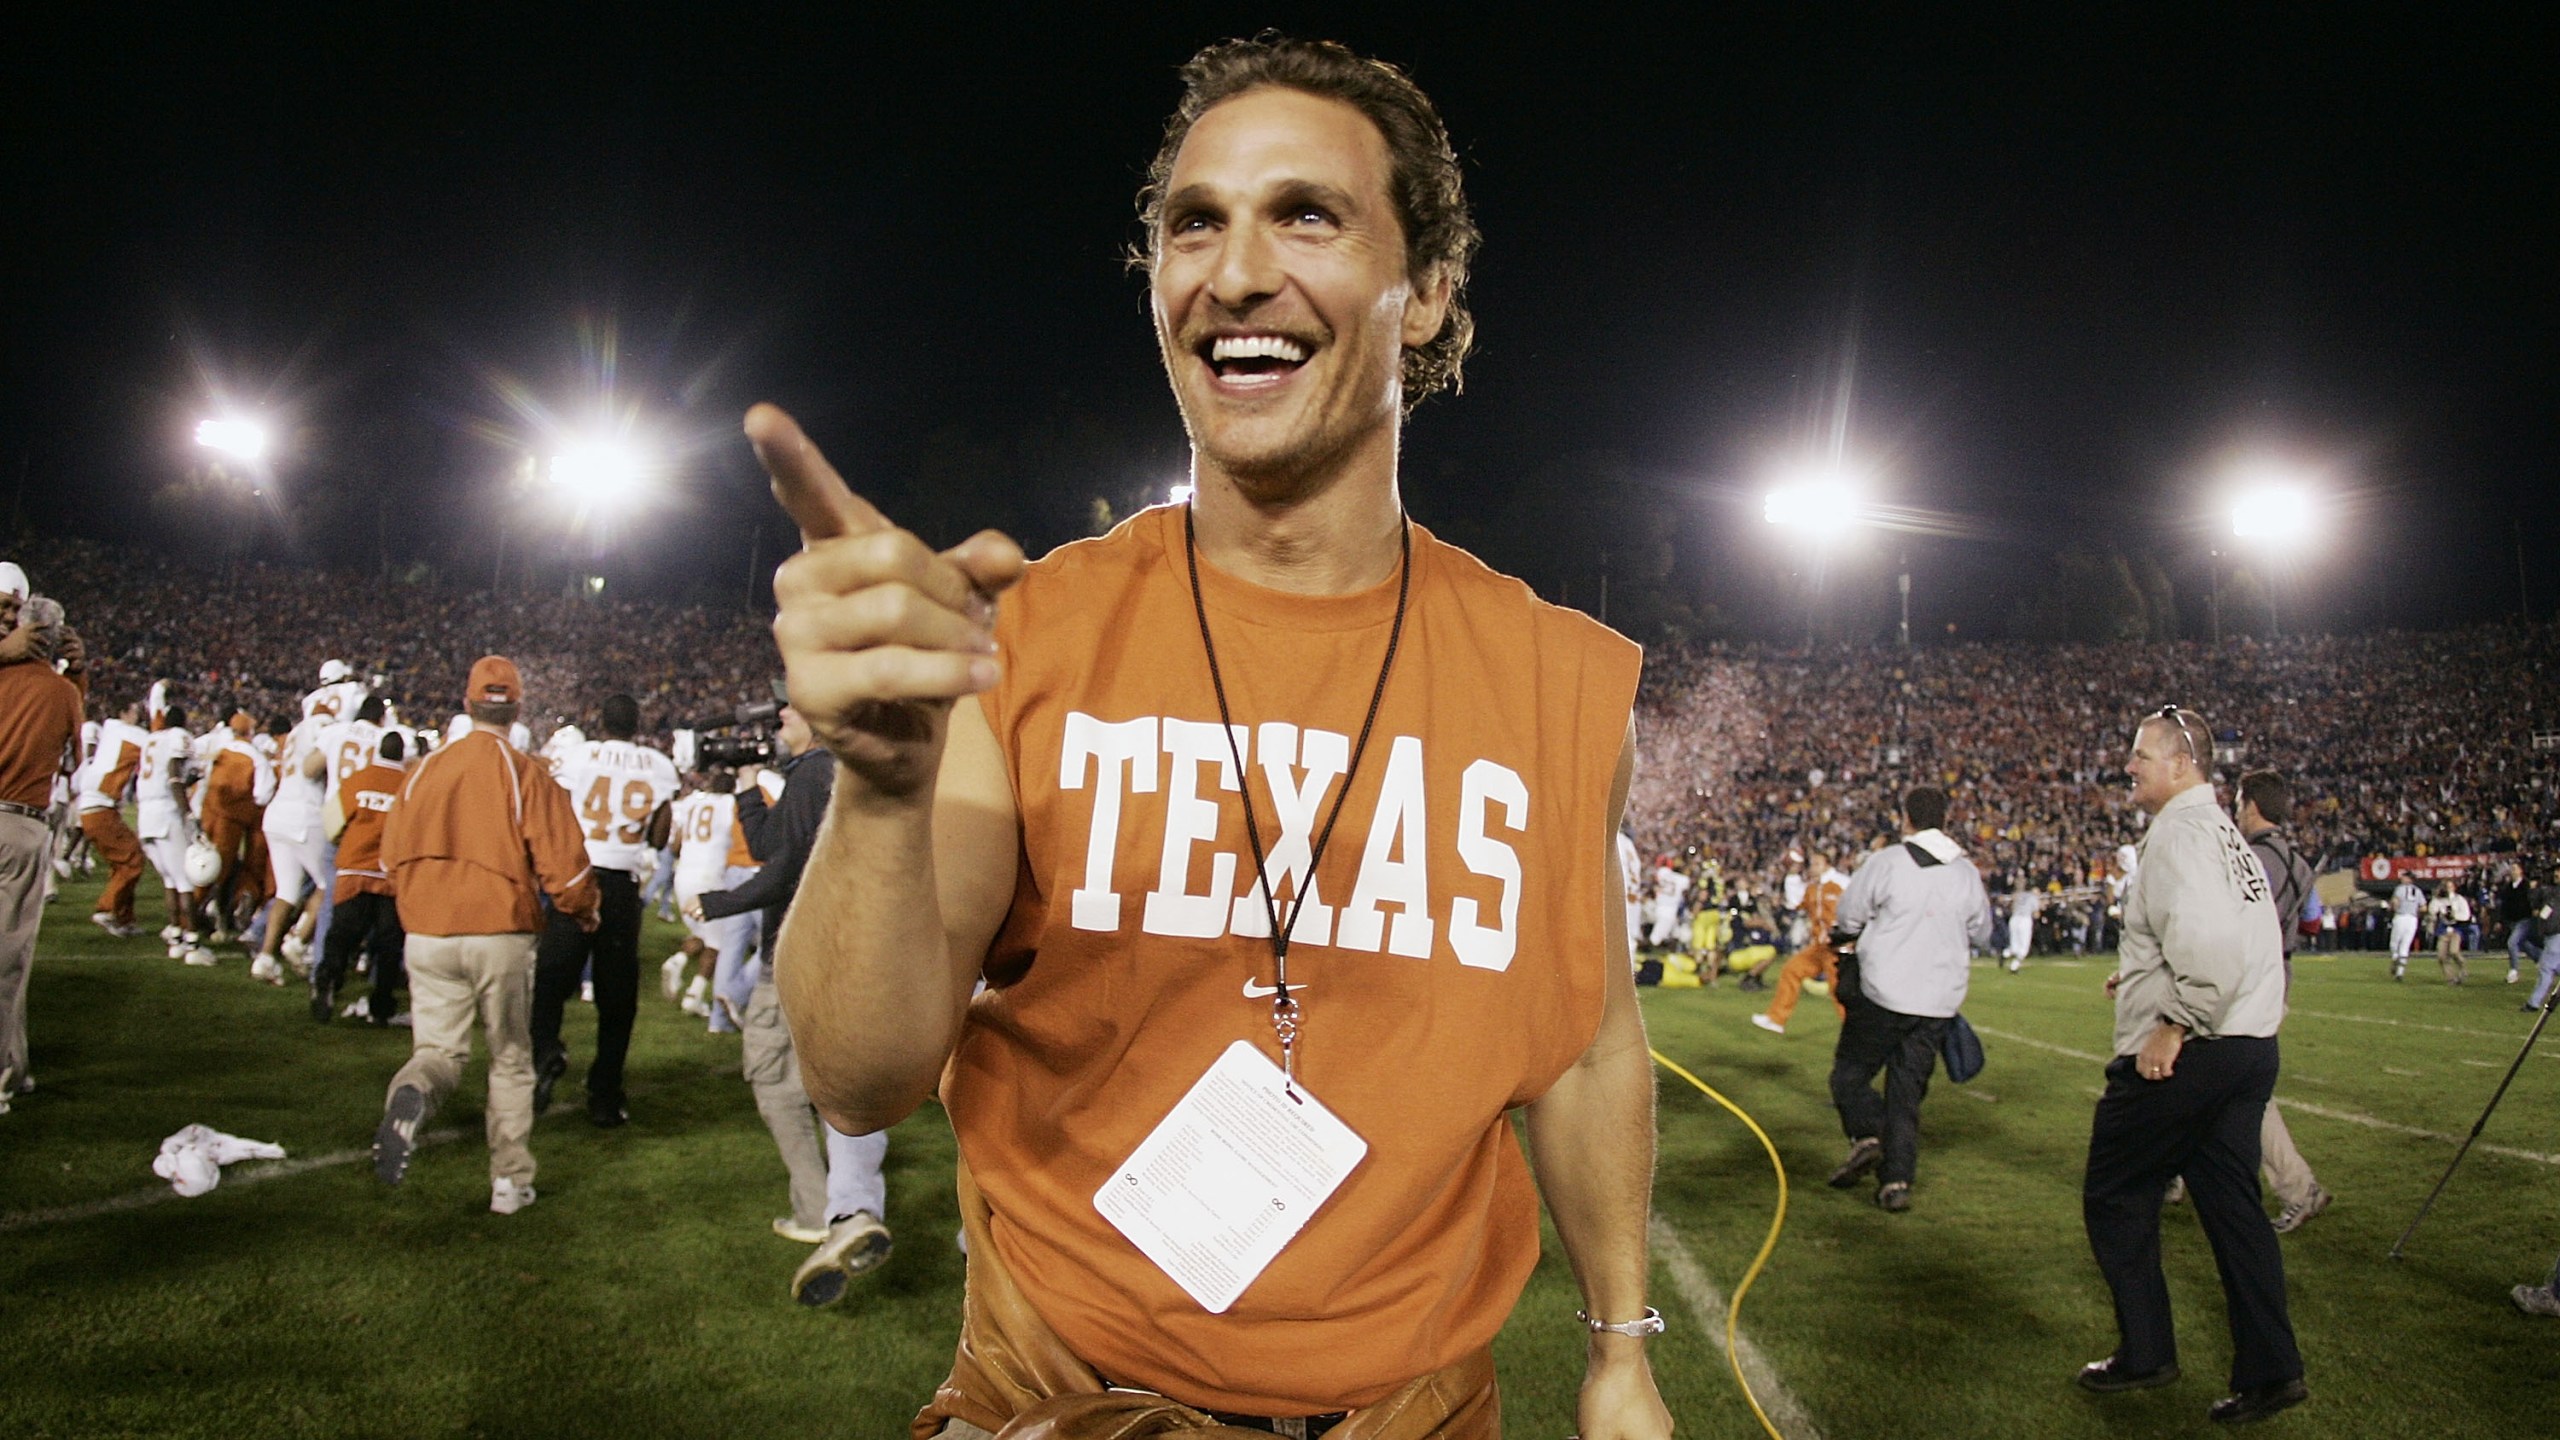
(15, 536), (773, 736)
(1627, 624), (2560, 887)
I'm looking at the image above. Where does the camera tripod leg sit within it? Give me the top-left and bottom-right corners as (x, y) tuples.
(2390, 992), (2559, 1260)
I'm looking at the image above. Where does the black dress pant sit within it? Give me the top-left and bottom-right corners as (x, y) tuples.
(315, 890), (406, 1023)
(1827, 956), (1948, 1186)
(531, 869), (642, 1108)
(2083, 1035), (2303, 1391)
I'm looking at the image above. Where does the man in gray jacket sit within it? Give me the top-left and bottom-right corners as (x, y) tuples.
(1824, 786), (1993, 1211)
(2077, 707), (2306, 1426)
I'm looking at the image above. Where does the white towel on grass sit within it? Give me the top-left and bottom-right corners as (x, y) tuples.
(152, 1125), (287, 1197)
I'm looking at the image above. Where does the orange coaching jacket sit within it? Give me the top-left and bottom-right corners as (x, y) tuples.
(380, 729), (596, 936)
(333, 759), (407, 903)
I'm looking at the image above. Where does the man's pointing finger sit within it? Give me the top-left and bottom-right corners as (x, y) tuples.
(746, 403), (887, 545)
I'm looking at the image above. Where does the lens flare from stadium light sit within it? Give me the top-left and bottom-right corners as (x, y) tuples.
(548, 439), (650, 505)
(2230, 483), (2315, 543)
(195, 417), (269, 463)
(1762, 470), (1866, 539)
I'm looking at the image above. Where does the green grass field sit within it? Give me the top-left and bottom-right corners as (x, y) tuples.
(6, 873), (2556, 1437)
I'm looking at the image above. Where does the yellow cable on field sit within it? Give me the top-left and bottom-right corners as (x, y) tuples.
(1650, 1047), (1789, 1440)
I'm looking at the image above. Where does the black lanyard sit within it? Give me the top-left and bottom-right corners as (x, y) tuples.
(1183, 503), (1412, 1095)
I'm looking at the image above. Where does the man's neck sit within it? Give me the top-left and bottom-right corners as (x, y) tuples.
(1187, 433), (1406, 596)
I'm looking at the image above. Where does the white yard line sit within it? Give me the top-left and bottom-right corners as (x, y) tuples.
(0, 1128), (462, 1235)
(1969, 1026), (2560, 1168)
(1651, 1215), (1826, 1440)
(2287, 1007), (2559, 1053)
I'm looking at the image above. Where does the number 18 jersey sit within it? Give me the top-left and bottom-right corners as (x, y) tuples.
(557, 739), (679, 873)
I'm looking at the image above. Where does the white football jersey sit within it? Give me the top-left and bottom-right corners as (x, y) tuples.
(670, 789), (745, 895)
(134, 727), (193, 839)
(261, 714), (333, 842)
(302, 680), (368, 724)
(314, 719), (384, 816)
(557, 739), (680, 872)
(77, 719), (148, 811)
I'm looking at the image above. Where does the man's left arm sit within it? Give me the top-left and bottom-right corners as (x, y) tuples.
(1523, 721), (1673, 1439)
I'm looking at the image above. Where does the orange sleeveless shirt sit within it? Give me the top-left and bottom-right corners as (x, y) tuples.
(953, 504), (1641, 1415)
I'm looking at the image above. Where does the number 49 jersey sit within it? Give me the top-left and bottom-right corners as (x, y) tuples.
(556, 739), (680, 873)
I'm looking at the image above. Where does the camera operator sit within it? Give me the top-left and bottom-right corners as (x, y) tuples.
(689, 702), (891, 1305)
(0, 572), (86, 1111)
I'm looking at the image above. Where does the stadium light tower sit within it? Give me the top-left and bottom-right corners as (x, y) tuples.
(2225, 468), (2320, 638)
(195, 416), (269, 464)
(1764, 463), (1871, 647)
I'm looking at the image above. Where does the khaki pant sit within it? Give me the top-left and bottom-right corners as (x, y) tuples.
(2259, 1100), (2317, 1210)
(742, 977), (829, 1230)
(389, 932), (538, 1186)
(0, 812), (49, 1096)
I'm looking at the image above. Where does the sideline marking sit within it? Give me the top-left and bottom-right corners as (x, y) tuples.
(1970, 1026), (2560, 1169)
(1651, 1215), (1826, 1440)
(0, 1129), (463, 1235)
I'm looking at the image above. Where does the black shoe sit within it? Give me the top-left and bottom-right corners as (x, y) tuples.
(1828, 1136), (1883, 1189)
(532, 1047), (568, 1116)
(1738, 975), (1767, 992)
(373, 1085), (426, 1187)
(1875, 1181), (1911, 1212)
(2209, 1378), (2307, 1424)
(588, 1099), (628, 1129)
(310, 981), (336, 1024)
(2078, 1356), (2181, 1394)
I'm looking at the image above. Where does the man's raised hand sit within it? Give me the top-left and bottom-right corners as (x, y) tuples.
(749, 403), (1025, 797)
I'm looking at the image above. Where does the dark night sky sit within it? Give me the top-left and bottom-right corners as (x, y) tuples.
(3, 6), (2548, 640)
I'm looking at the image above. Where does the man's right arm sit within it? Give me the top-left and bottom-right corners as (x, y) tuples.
(779, 695), (1018, 1134)
(751, 403), (1027, 1136)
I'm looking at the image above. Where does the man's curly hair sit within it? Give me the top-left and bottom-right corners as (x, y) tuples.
(1134, 34), (1480, 413)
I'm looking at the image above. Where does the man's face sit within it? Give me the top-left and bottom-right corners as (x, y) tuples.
(2126, 721), (2196, 815)
(777, 705), (813, 757)
(0, 594), (19, 632)
(1151, 86), (1450, 496)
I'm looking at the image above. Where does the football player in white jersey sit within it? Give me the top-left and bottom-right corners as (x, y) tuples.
(302, 659), (368, 728)
(135, 705), (209, 960)
(253, 697), (345, 982)
(668, 770), (763, 1031)
(1647, 853), (1692, 948)
(530, 693), (677, 1127)
(1617, 830), (1643, 965)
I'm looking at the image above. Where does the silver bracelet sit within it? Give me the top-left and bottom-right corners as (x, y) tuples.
(1576, 1306), (1665, 1338)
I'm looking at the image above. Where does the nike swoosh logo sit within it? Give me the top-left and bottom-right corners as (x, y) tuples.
(1242, 980), (1304, 1000)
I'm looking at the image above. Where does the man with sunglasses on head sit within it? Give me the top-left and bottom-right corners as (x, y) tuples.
(2078, 706), (2306, 1426)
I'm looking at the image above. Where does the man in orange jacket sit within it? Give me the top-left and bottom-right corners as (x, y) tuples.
(372, 656), (598, 1215)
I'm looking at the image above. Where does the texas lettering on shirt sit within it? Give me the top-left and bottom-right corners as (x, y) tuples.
(1053, 711), (1531, 973)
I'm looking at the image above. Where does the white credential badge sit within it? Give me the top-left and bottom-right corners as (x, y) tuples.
(1095, 1040), (1368, 1314)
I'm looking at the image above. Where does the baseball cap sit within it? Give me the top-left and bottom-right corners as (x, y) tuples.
(0, 562), (26, 600)
(467, 655), (522, 705)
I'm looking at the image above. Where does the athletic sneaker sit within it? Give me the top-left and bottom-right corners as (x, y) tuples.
(490, 1178), (537, 1215)
(579, 980), (594, 1004)
(2164, 1176), (2188, 1205)
(2513, 1284), (2560, 1318)
(1875, 1181), (1912, 1212)
(2392, 963), (2405, 981)
(183, 947), (219, 967)
(660, 952), (689, 1000)
(160, 924), (183, 943)
(772, 1217), (828, 1244)
(281, 933), (309, 968)
(1828, 1136), (1883, 1189)
(791, 1211), (893, 1306)
(681, 995), (713, 1019)
(1750, 1013), (1786, 1035)
(2005, 958), (2022, 973)
(91, 913), (139, 938)
(2272, 1185), (2331, 1234)
(249, 954), (288, 985)
(2510, 970), (2522, 985)
(387, 1012), (412, 1028)
(374, 1085), (426, 1186)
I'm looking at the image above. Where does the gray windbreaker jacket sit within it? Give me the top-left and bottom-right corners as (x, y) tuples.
(2113, 783), (2286, 1056)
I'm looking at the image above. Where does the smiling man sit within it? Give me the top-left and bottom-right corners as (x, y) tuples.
(753, 35), (1671, 1440)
